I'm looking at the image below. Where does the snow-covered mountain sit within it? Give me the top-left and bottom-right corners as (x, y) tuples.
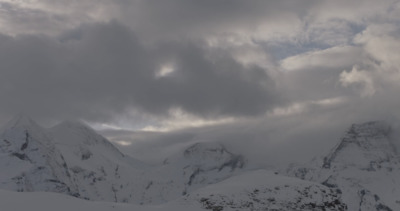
(1, 115), (399, 210)
(137, 142), (246, 204)
(287, 121), (400, 210)
(0, 114), (78, 196)
(0, 115), (246, 204)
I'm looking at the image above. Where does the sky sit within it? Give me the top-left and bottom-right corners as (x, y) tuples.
(1, 0), (400, 165)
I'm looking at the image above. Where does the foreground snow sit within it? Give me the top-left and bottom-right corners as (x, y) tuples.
(0, 189), (203, 211)
(0, 169), (346, 211)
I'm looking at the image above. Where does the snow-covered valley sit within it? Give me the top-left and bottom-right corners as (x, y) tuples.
(0, 115), (399, 210)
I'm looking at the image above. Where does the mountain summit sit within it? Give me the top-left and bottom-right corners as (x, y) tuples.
(322, 121), (395, 170)
(288, 121), (400, 210)
(0, 114), (77, 195)
(1, 114), (44, 136)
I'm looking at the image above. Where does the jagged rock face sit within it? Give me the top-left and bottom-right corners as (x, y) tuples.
(287, 121), (400, 211)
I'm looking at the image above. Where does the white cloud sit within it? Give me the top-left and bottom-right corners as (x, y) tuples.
(340, 66), (376, 97)
(280, 45), (363, 71)
(355, 24), (400, 74)
(338, 23), (400, 97)
(155, 63), (176, 78)
(268, 97), (346, 117)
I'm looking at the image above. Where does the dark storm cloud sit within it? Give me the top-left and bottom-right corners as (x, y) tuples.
(139, 41), (279, 117)
(0, 21), (280, 124)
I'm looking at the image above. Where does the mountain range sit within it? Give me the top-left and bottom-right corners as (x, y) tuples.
(0, 115), (398, 210)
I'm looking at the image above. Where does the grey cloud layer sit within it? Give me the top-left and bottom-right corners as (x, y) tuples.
(0, 22), (279, 124)
(117, 0), (316, 42)
(1, 0), (400, 166)
(1, 0), (400, 133)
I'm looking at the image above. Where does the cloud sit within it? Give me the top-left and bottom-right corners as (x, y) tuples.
(280, 45), (363, 72)
(0, 0), (118, 36)
(338, 23), (400, 97)
(340, 66), (376, 97)
(1, 0), (400, 167)
(0, 21), (281, 125)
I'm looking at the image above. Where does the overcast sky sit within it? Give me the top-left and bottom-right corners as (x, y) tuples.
(1, 0), (400, 165)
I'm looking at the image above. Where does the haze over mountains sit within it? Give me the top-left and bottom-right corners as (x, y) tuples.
(0, 114), (399, 210)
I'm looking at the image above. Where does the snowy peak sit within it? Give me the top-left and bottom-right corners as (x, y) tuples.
(0, 115), (77, 196)
(5, 113), (38, 127)
(184, 142), (231, 157)
(287, 120), (400, 210)
(51, 120), (101, 144)
(136, 142), (246, 204)
(341, 121), (392, 146)
(322, 121), (396, 169)
(55, 120), (93, 131)
(182, 142), (245, 169)
(50, 120), (122, 154)
(0, 116), (134, 201)
(1, 114), (43, 134)
(0, 114), (52, 152)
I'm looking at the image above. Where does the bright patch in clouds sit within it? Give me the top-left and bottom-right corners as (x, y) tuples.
(340, 66), (376, 97)
(141, 108), (235, 132)
(280, 46), (363, 72)
(268, 97), (346, 117)
(155, 63), (175, 78)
